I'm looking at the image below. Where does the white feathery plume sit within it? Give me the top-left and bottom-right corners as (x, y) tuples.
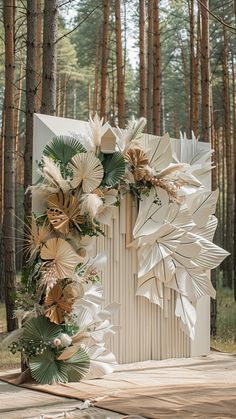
(39, 156), (70, 192)
(89, 113), (104, 147)
(80, 193), (103, 219)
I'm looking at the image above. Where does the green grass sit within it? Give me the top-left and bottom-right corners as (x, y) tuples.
(0, 303), (21, 370)
(211, 287), (236, 353)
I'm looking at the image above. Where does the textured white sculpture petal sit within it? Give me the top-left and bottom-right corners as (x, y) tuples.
(137, 223), (185, 277)
(173, 233), (202, 268)
(191, 215), (218, 242)
(175, 294), (196, 340)
(186, 189), (219, 228)
(187, 268), (216, 301)
(85, 344), (117, 379)
(153, 256), (176, 283)
(133, 187), (169, 238)
(194, 238), (229, 270)
(166, 203), (195, 231)
(136, 272), (164, 307)
(167, 267), (188, 296)
(147, 133), (172, 170)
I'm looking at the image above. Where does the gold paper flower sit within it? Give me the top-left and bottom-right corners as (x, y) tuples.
(40, 238), (82, 279)
(69, 152), (104, 192)
(47, 191), (84, 234)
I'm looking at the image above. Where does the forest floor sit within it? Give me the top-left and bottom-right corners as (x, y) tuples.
(0, 287), (235, 370)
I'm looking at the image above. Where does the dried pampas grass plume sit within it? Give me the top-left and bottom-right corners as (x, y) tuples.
(80, 193), (103, 219)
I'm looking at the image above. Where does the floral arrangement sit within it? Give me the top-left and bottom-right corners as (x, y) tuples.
(5, 115), (228, 384)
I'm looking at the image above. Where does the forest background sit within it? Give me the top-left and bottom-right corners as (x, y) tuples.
(0, 0), (235, 364)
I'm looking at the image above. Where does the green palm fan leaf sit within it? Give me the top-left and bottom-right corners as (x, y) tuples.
(29, 349), (68, 384)
(43, 136), (86, 165)
(102, 152), (125, 187)
(64, 346), (90, 382)
(23, 316), (62, 344)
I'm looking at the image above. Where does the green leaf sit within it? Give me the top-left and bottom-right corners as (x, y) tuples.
(43, 136), (86, 165)
(29, 349), (68, 384)
(102, 152), (125, 187)
(29, 346), (90, 384)
(23, 316), (62, 345)
(65, 346), (90, 382)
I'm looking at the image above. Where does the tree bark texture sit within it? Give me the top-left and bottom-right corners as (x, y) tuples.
(200, 0), (211, 142)
(41, 0), (58, 115)
(147, 0), (153, 133)
(139, 0), (146, 118)
(223, 26), (234, 289)
(100, 0), (110, 120)
(3, 0), (17, 331)
(24, 0), (37, 221)
(115, 0), (125, 127)
(152, 0), (161, 135)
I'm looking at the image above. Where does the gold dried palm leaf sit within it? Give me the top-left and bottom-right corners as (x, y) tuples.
(40, 238), (82, 279)
(44, 283), (74, 324)
(69, 152), (104, 192)
(125, 147), (149, 168)
(47, 191), (84, 234)
(25, 217), (52, 262)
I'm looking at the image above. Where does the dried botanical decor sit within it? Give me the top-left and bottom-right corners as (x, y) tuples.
(5, 114), (228, 384)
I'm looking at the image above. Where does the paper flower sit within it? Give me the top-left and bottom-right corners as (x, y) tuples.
(44, 283), (74, 324)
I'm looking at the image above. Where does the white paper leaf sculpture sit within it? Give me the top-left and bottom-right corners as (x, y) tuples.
(147, 133), (172, 170)
(133, 187), (169, 238)
(166, 202), (195, 231)
(137, 223), (185, 277)
(153, 256), (176, 283)
(191, 215), (218, 242)
(70, 152), (104, 192)
(172, 234), (202, 269)
(186, 189), (219, 228)
(136, 271), (164, 307)
(186, 268), (216, 302)
(175, 294), (196, 340)
(85, 344), (117, 379)
(194, 238), (229, 270)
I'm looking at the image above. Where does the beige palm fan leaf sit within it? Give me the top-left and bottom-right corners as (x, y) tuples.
(40, 238), (82, 279)
(47, 191), (84, 234)
(25, 217), (52, 263)
(125, 147), (149, 181)
(69, 152), (104, 192)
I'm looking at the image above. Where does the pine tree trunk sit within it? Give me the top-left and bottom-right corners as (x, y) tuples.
(189, 0), (194, 132)
(15, 60), (23, 272)
(24, 0), (37, 223)
(147, 0), (153, 133)
(100, 0), (110, 120)
(139, 0), (146, 118)
(93, 23), (100, 115)
(193, 9), (200, 136)
(181, 44), (190, 136)
(223, 27), (234, 289)
(232, 53), (236, 299)
(3, 0), (17, 332)
(41, 0), (58, 115)
(200, 0), (211, 142)
(35, 0), (42, 112)
(153, 0), (161, 136)
(0, 100), (5, 302)
(115, 0), (125, 127)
